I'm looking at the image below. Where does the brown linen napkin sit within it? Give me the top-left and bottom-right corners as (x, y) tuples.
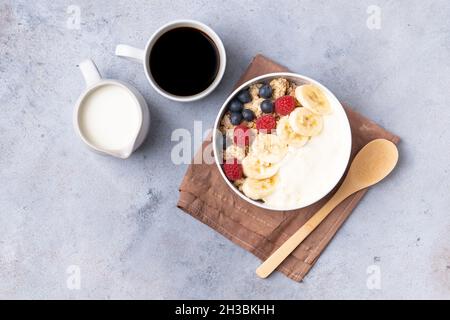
(177, 54), (400, 282)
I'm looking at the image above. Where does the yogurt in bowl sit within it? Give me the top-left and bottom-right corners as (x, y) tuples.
(213, 72), (352, 211)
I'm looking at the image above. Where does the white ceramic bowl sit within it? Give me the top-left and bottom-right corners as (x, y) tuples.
(213, 72), (352, 211)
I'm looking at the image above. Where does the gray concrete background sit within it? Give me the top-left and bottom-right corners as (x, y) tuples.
(0, 0), (449, 299)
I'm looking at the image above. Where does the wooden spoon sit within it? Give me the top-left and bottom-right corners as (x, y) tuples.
(256, 139), (399, 279)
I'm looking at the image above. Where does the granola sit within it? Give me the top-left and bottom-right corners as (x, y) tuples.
(269, 78), (289, 99)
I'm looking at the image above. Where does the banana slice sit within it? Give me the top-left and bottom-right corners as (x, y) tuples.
(289, 107), (323, 136)
(276, 116), (309, 148)
(295, 84), (331, 115)
(242, 154), (280, 179)
(250, 133), (288, 164)
(242, 174), (279, 200)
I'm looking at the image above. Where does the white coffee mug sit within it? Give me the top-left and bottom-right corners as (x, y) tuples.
(115, 20), (226, 102)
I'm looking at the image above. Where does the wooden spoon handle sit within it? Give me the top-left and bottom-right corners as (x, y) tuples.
(256, 190), (350, 278)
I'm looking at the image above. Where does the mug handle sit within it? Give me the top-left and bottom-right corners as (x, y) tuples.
(79, 59), (102, 87)
(115, 44), (145, 63)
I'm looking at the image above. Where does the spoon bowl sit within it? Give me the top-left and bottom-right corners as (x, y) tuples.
(340, 138), (399, 198)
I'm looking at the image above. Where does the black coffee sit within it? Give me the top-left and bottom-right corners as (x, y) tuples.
(149, 27), (220, 96)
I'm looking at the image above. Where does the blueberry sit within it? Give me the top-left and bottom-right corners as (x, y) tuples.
(228, 99), (243, 113)
(260, 99), (274, 113)
(230, 112), (243, 125)
(259, 84), (272, 98)
(237, 89), (252, 103)
(242, 109), (255, 122)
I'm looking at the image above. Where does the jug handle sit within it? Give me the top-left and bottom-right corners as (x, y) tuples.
(79, 59), (102, 87)
(115, 44), (145, 63)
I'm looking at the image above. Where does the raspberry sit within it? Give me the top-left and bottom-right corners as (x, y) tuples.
(256, 115), (276, 133)
(223, 159), (243, 181)
(275, 95), (296, 115)
(233, 124), (250, 147)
